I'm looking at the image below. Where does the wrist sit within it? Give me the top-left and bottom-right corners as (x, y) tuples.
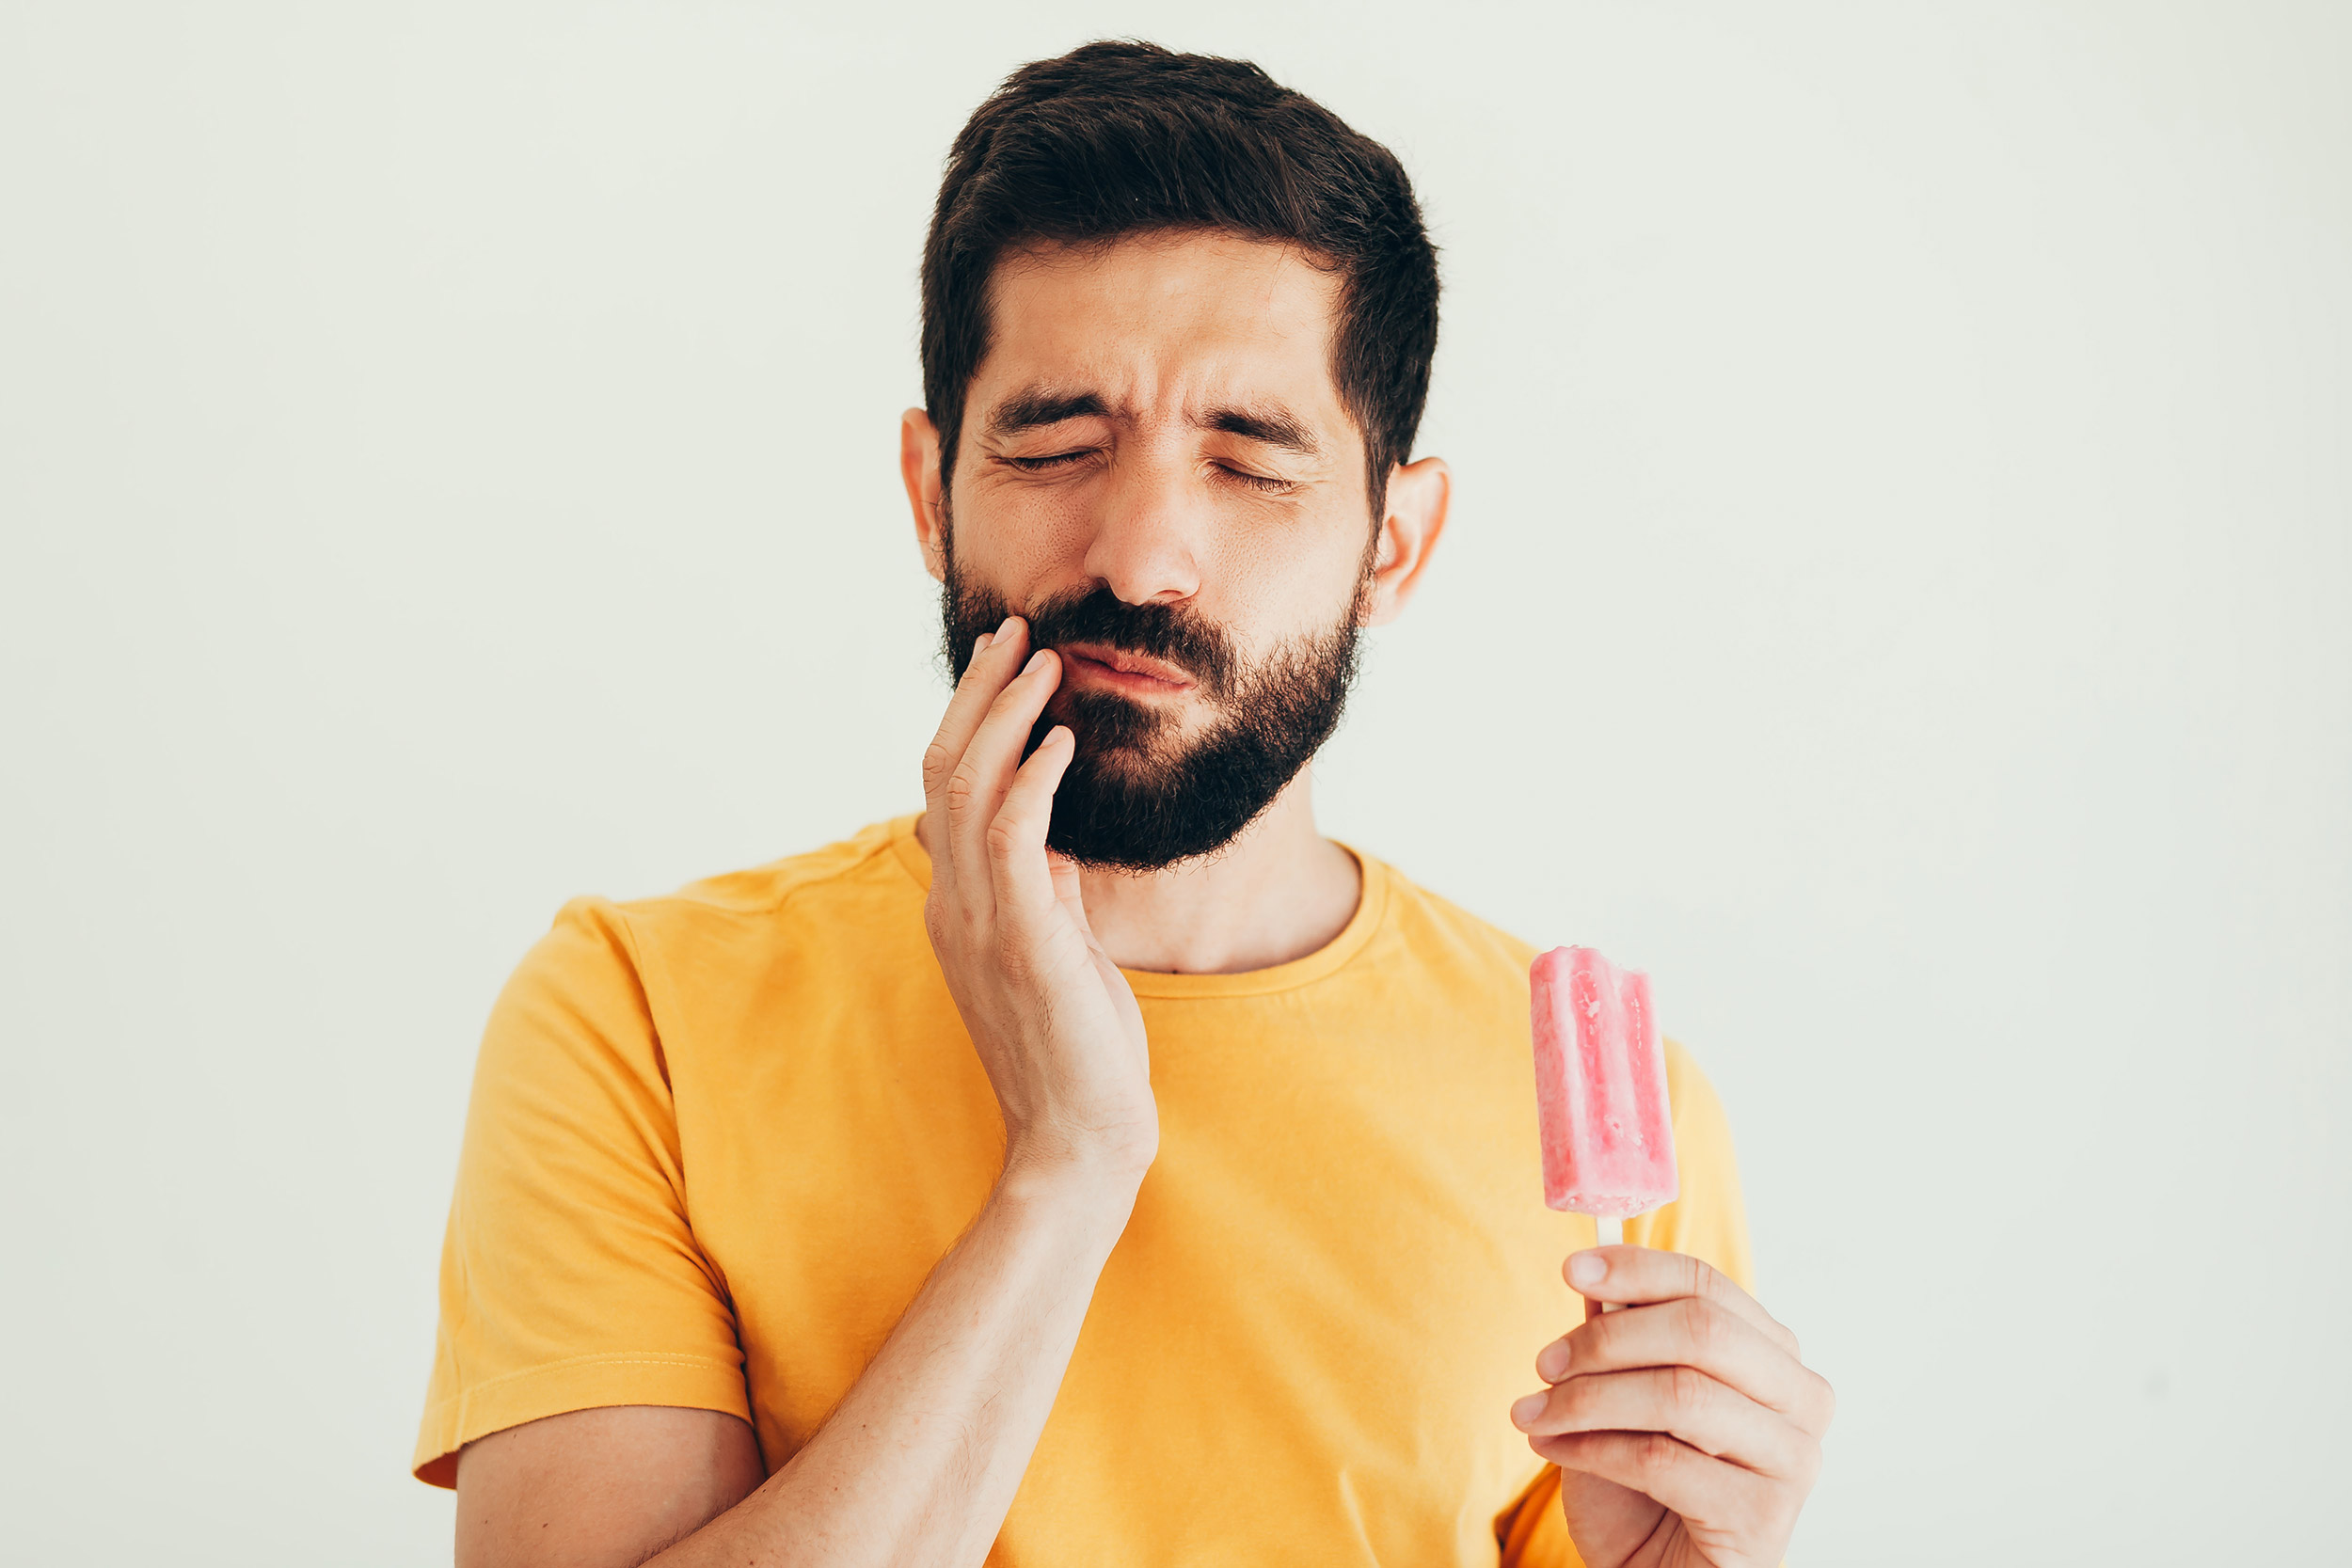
(995, 1136), (1152, 1222)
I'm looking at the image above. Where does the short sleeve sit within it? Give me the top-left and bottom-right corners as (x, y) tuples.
(1493, 1039), (1756, 1567)
(412, 897), (751, 1487)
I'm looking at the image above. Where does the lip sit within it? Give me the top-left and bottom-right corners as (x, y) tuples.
(1057, 641), (1195, 696)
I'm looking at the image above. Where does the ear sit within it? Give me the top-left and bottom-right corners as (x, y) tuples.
(1362, 455), (1450, 626)
(901, 407), (948, 584)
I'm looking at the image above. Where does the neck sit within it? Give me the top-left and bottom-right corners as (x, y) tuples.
(1075, 768), (1361, 975)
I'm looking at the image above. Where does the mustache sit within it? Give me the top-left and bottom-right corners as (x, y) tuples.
(946, 584), (1244, 702)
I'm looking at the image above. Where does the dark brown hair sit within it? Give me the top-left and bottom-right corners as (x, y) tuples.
(920, 40), (1440, 515)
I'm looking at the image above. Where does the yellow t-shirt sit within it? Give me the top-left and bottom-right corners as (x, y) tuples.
(415, 816), (1753, 1566)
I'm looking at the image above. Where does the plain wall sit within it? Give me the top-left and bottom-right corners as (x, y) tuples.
(3, 2), (2346, 1561)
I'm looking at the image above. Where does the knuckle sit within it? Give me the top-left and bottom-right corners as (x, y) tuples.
(944, 765), (980, 815)
(1809, 1370), (1838, 1429)
(1633, 1433), (1681, 1479)
(1668, 1362), (1714, 1412)
(921, 740), (954, 790)
(1681, 1296), (1722, 1352)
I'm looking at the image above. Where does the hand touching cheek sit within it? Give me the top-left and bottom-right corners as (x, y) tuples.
(918, 617), (1158, 1180)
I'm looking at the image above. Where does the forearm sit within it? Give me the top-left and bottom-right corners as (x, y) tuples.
(650, 1154), (1140, 1568)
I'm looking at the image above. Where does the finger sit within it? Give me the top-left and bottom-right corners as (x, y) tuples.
(988, 724), (1074, 920)
(946, 646), (1062, 903)
(923, 616), (1030, 824)
(1046, 847), (1098, 943)
(1528, 1430), (1773, 1528)
(1565, 1246), (1800, 1357)
(925, 616), (1026, 813)
(1512, 1365), (1810, 1478)
(919, 630), (998, 868)
(1535, 1296), (1833, 1435)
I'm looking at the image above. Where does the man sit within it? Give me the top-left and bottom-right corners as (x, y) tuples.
(417, 40), (1832, 1568)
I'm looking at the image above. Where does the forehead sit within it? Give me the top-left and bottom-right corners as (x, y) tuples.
(977, 231), (1349, 428)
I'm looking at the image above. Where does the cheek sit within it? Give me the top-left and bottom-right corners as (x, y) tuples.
(1201, 510), (1371, 643)
(947, 499), (1091, 604)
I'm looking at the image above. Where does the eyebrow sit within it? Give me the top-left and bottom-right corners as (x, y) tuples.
(1206, 404), (1320, 457)
(982, 386), (1323, 458)
(986, 389), (1109, 438)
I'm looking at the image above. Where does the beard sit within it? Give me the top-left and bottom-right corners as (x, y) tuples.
(940, 544), (1369, 874)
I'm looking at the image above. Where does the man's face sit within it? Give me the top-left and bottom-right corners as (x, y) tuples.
(929, 233), (1380, 871)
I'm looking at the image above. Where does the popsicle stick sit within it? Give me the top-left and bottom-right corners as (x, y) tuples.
(1582, 1215), (1625, 1323)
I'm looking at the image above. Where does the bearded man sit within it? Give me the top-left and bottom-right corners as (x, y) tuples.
(416, 40), (1832, 1568)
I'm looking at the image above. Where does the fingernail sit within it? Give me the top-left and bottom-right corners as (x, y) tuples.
(997, 615), (1018, 639)
(975, 632), (994, 653)
(1025, 649), (1050, 673)
(1568, 1252), (1606, 1291)
(1537, 1341), (1569, 1382)
(1510, 1392), (1547, 1428)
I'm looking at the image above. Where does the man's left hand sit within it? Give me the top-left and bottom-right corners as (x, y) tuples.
(1509, 1247), (1834, 1568)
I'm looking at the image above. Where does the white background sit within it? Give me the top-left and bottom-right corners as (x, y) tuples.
(4, 2), (2346, 1561)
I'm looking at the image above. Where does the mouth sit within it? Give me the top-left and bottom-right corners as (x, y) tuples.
(1056, 641), (1197, 697)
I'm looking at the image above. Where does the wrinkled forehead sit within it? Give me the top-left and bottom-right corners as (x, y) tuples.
(975, 231), (1355, 437)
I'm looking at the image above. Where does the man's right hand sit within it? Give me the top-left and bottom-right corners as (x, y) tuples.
(453, 618), (1158, 1568)
(918, 615), (1157, 1180)
(456, 617), (1161, 1568)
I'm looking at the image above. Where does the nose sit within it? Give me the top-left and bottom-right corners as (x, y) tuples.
(1080, 444), (1202, 607)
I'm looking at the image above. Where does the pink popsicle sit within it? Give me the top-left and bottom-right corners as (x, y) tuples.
(1530, 946), (1677, 1218)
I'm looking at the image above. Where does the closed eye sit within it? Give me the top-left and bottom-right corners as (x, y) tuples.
(1216, 463), (1298, 496)
(1003, 450), (1096, 471)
